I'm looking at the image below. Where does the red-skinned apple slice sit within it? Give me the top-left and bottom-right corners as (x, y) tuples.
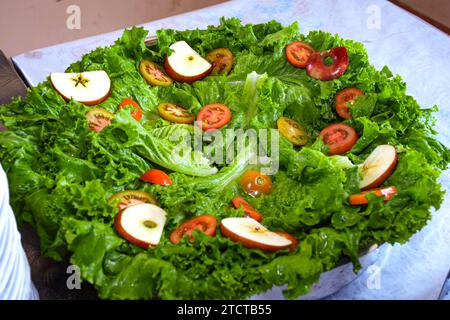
(359, 144), (398, 190)
(50, 71), (111, 106)
(220, 217), (292, 252)
(114, 203), (167, 249)
(164, 41), (212, 83)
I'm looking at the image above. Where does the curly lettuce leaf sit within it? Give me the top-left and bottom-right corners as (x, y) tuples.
(0, 19), (448, 301)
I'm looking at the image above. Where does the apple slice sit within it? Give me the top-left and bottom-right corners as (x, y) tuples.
(359, 144), (398, 190)
(164, 41), (212, 83)
(220, 217), (292, 252)
(114, 203), (167, 249)
(50, 71), (110, 106)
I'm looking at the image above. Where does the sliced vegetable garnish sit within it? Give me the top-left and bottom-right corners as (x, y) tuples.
(114, 203), (167, 249)
(139, 59), (173, 86)
(170, 214), (217, 244)
(50, 71), (111, 106)
(285, 41), (315, 68)
(277, 116), (309, 146)
(196, 103), (231, 131)
(164, 41), (212, 83)
(274, 232), (299, 252)
(220, 217), (292, 252)
(359, 144), (398, 190)
(349, 186), (397, 205)
(206, 48), (234, 75)
(119, 98), (142, 121)
(319, 123), (358, 155)
(108, 190), (157, 211)
(140, 169), (172, 186)
(335, 87), (364, 119)
(86, 108), (114, 132)
(231, 196), (263, 222)
(241, 170), (272, 197)
(157, 102), (195, 124)
(306, 46), (348, 80)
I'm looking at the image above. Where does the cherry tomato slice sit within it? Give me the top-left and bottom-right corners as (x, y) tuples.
(335, 87), (364, 119)
(119, 98), (142, 121)
(274, 232), (298, 252)
(240, 171), (272, 197)
(206, 48), (234, 75)
(196, 104), (231, 131)
(86, 108), (113, 132)
(306, 46), (349, 80)
(231, 197), (263, 222)
(349, 186), (397, 205)
(108, 190), (157, 211)
(140, 169), (172, 186)
(319, 123), (358, 155)
(157, 102), (195, 124)
(170, 214), (217, 244)
(285, 41), (315, 68)
(139, 60), (173, 86)
(277, 116), (309, 146)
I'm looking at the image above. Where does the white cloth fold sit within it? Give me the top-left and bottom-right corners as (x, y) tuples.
(0, 164), (38, 300)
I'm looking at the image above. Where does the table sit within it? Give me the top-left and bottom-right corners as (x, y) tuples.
(11, 0), (450, 299)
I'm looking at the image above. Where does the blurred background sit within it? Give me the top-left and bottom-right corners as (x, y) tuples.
(0, 0), (227, 57)
(0, 0), (448, 58)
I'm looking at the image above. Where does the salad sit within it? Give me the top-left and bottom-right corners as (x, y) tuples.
(0, 18), (448, 299)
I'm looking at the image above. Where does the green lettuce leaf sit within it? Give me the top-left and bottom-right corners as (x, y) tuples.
(0, 18), (448, 300)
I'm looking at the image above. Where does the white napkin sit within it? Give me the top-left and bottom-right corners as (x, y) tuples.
(0, 164), (38, 300)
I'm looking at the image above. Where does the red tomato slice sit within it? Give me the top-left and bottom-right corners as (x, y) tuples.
(170, 215), (217, 244)
(274, 232), (298, 252)
(349, 186), (397, 205)
(196, 104), (231, 131)
(240, 171), (273, 197)
(285, 41), (315, 68)
(319, 123), (358, 155)
(108, 190), (157, 211)
(140, 169), (172, 186)
(335, 87), (365, 119)
(231, 197), (263, 222)
(86, 108), (113, 133)
(306, 46), (349, 81)
(119, 98), (142, 121)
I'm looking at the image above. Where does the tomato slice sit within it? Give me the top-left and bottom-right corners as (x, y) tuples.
(319, 123), (358, 155)
(108, 190), (157, 211)
(206, 48), (234, 75)
(86, 108), (113, 132)
(139, 60), (173, 86)
(274, 232), (298, 252)
(196, 104), (231, 131)
(277, 116), (309, 146)
(240, 171), (272, 197)
(170, 214), (217, 244)
(335, 87), (364, 119)
(231, 197), (263, 222)
(140, 169), (172, 186)
(119, 98), (142, 121)
(306, 46), (348, 80)
(349, 186), (397, 205)
(157, 102), (195, 124)
(285, 41), (315, 68)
